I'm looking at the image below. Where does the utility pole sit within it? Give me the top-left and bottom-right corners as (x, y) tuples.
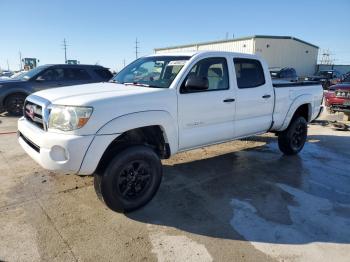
(19, 51), (22, 70)
(62, 38), (68, 63)
(123, 59), (126, 68)
(6, 59), (9, 71)
(135, 38), (139, 59)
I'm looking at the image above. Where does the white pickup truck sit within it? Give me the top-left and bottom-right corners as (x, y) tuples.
(18, 51), (323, 212)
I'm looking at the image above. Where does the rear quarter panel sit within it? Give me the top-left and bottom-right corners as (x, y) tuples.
(272, 84), (323, 131)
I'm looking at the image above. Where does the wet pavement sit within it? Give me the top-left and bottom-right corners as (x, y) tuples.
(0, 115), (349, 261)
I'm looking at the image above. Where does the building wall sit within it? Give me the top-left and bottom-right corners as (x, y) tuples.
(196, 39), (254, 54)
(155, 37), (318, 76)
(155, 39), (254, 54)
(254, 38), (318, 76)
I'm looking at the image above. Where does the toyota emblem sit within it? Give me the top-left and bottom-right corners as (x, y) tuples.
(27, 106), (35, 120)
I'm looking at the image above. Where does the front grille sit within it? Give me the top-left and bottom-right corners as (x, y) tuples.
(335, 90), (350, 98)
(24, 101), (44, 130)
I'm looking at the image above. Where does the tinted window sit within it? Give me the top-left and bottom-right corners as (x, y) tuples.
(181, 57), (229, 92)
(234, 58), (265, 88)
(64, 68), (91, 80)
(279, 70), (287, 78)
(94, 69), (113, 80)
(37, 68), (64, 81)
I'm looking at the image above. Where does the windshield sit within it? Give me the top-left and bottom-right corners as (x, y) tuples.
(14, 66), (49, 80)
(111, 56), (190, 88)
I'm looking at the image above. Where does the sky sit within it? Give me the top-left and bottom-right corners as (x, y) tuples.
(1, 0), (349, 71)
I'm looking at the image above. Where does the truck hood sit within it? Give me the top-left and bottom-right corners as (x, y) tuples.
(33, 82), (163, 105)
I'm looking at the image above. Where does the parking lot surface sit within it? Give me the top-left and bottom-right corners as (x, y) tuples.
(0, 115), (349, 262)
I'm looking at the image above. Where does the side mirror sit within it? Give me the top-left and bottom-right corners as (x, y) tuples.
(184, 75), (209, 91)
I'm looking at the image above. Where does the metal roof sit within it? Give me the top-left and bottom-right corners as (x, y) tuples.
(155, 35), (319, 51)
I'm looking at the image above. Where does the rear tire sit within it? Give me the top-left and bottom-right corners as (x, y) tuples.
(94, 145), (162, 213)
(278, 116), (308, 155)
(5, 93), (26, 116)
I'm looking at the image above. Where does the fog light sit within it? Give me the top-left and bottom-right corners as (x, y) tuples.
(49, 145), (68, 162)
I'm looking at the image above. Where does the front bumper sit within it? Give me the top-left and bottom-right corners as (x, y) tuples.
(18, 117), (120, 175)
(18, 117), (94, 174)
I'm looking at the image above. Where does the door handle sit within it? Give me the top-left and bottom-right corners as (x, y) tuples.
(262, 94), (271, 99)
(223, 98), (235, 103)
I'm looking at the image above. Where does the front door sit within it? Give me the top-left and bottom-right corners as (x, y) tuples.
(31, 68), (65, 92)
(178, 57), (236, 150)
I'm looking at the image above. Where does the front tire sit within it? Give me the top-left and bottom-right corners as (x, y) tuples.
(94, 145), (162, 213)
(278, 116), (308, 155)
(5, 94), (26, 116)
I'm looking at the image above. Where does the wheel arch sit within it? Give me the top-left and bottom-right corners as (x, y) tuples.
(278, 94), (313, 131)
(95, 125), (170, 174)
(3, 90), (30, 107)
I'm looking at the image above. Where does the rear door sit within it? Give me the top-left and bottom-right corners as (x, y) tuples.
(177, 56), (236, 150)
(233, 58), (274, 137)
(61, 68), (93, 86)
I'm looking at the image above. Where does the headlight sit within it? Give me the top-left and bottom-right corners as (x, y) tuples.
(48, 105), (93, 131)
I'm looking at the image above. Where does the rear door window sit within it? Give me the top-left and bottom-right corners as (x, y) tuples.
(233, 58), (265, 88)
(64, 68), (91, 81)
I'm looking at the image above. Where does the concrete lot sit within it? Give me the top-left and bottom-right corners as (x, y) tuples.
(0, 114), (349, 262)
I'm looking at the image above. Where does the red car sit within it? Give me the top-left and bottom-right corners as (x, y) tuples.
(325, 83), (350, 119)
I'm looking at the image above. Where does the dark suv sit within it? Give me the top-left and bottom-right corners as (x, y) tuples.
(270, 67), (298, 82)
(0, 64), (113, 115)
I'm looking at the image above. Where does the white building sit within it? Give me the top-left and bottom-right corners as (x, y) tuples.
(155, 35), (319, 76)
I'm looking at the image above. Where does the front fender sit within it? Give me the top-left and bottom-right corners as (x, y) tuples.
(96, 110), (178, 154)
(278, 94), (312, 131)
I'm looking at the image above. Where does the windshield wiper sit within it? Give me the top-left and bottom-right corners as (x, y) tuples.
(123, 82), (150, 87)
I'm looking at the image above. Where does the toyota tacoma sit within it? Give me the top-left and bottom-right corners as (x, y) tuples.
(18, 51), (323, 212)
